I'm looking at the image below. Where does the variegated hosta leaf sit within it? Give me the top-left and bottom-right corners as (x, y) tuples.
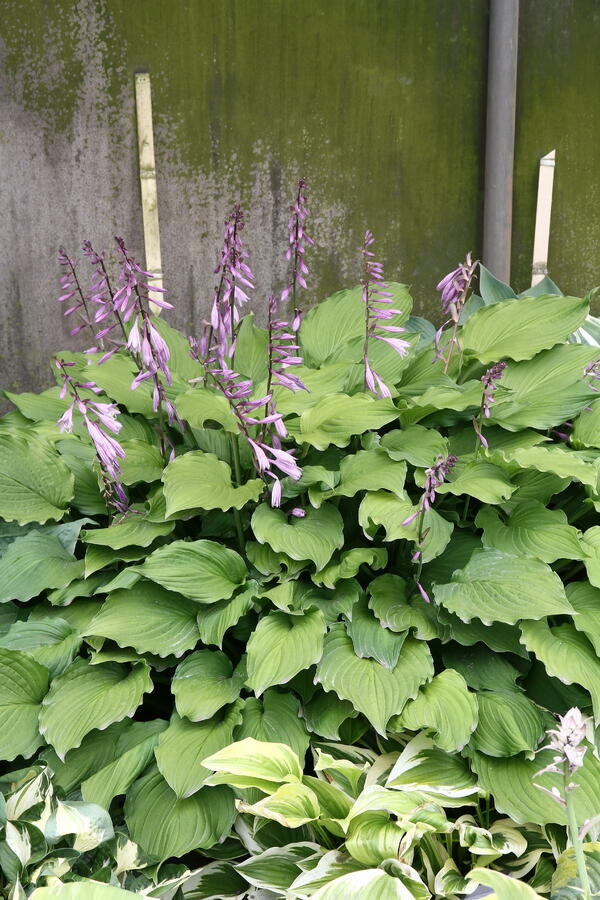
(251, 503), (344, 570)
(234, 842), (324, 893)
(30, 884), (142, 899)
(551, 844), (600, 900)
(162, 450), (263, 514)
(467, 867), (545, 899)
(246, 608), (326, 695)
(476, 502), (584, 563)
(39, 658), (152, 759)
(433, 550), (573, 625)
(519, 619), (600, 723)
(203, 737), (303, 792)
(44, 799), (114, 851)
(390, 669), (478, 752)
(237, 782), (321, 829)
(305, 867), (418, 899)
(314, 623), (433, 735)
(386, 733), (478, 805)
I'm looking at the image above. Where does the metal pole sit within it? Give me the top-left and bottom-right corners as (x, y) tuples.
(482, 0), (519, 283)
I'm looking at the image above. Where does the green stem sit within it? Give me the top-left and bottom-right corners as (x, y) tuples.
(229, 434), (246, 554)
(566, 776), (591, 900)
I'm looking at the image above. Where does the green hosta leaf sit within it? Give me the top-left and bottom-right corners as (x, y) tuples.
(289, 394), (399, 450)
(81, 516), (174, 550)
(460, 294), (589, 363)
(84, 544), (149, 578)
(85, 353), (185, 417)
(251, 504), (343, 570)
(155, 705), (243, 798)
(152, 315), (201, 382)
(436, 461), (515, 504)
(489, 444), (600, 490)
(467, 868), (544, 900)
(174, 387), (238, 432)
(478, 264), (518, 304)
(204, 736), (303, 792)
(391, 670), (478, 751)
(162, 451), (263, 515)
(470, 745), (600, 825)
(434, 550), (572, 625)
(386, 734), (478, 804)
(0, 533), (84, 602)
(0, 434), (74, 524)
(368, 574), (438, 640)
(57, 441), (106, 515)
(81, 720), (166, 809)
(381, 425), (448, 467)
(346, 597), (406, 669)
(125, 769), (235, 860)
(39, 658), (152, 759)
(196, 582), (257, 648)
(315, 623), (433, 735)
(238, 782), (321, 829)
(470, 691), (548, 757)
(438, 609), (528, 656)
(303, 691), (358, 740)
(125, 539), (247, 603)
(172, 650), (247, 720)
(0, 649), (49, 760)
(520, 620), (600, 723)
(572, 402), (600, 449)
(580, 526), (600, 588)
(84, 584), (200, 658)
(247, 608), (326, 695)
(234, 314), (269, 384)
(442, 644), (522, 693)
(566, 582), (600, 654)
(312, 548), (387, 589)
(359, 492), (453, 562)
(234, 691), (310, 762)
(476, 502), (583, 562)
(118, 439), (164, 485)
(0, 617), (80, 677)
(300, 283), (411, 367)
(311, 450), (407, 506)
(397, 379), (482, 427)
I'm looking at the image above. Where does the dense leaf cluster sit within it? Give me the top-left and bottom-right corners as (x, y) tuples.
(1, 268), (600, 898)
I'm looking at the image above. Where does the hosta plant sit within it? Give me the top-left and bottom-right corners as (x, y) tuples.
(2, 196), (600, 897)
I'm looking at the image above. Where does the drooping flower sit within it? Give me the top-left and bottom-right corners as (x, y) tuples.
(361, 231), (410, 399)
(208, 206), (255, 356)
(281, 179), (313, 333)
(82, 240), (127, 358)
(434, 253), (478, 371)
(54, 358), (129, 513)
(57, 249), (95, 339)
(535, 707), (590, 806)
(473, 361), (507, 448)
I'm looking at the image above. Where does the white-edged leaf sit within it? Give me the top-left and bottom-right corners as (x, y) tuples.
(203, 737), (303, 792)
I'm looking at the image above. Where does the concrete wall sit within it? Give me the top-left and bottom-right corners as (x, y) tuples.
(0, 0), (598, 394)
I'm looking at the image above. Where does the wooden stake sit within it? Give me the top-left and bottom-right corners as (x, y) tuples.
(134, 72), (163, 313)
(531, 150), (556, 286)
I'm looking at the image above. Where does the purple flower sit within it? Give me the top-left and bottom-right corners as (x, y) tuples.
(208, 206), (255, 357)
(434, 253), (478, 371)
(473, 360), (507, 448)
(54, 358), (129, 513)
(360, 231), (410, 399)
(402, 454), (458, 526)
(81, 241), (128, 357)
(57, 249), (95, 339)
(281, 179), (313, 333)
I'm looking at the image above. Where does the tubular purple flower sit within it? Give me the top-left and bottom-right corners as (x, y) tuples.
(434, 252), (478, 372)
(402, 454), (458, 526)
(57, 249), (97, 341)
(208, 206), (255, 356)
(361, 231), (409, 399)
(54, 358), (130, 513)
(281, 179), (313, 321)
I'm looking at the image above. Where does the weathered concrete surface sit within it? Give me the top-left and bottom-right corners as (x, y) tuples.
(0, 0), (487, 393)
(1, 1), (599, 396)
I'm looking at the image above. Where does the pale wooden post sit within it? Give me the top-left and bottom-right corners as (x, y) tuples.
(531, 150), (556, 286)
(134, 72), (163, 313)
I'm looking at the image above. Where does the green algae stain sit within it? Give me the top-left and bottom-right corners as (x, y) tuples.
(2, 0), (487, 318)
